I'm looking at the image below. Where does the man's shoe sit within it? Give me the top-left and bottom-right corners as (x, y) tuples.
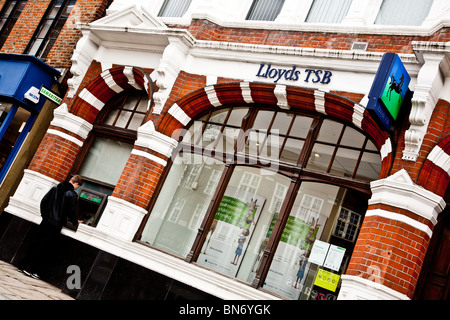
(23, 270), (40, 279)
(29, 273), (40, 279)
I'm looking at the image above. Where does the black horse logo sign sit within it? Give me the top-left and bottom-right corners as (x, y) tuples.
(386, 73), (404, 102)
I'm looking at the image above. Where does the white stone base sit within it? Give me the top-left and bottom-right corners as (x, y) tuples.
(338, 275), (410, 300)
(96, 196), (147, 241)
(4, 169), (58, 224)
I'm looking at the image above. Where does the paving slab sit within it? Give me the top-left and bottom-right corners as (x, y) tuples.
(0, 260), (73, 300)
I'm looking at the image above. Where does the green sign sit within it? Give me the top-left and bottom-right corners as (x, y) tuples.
(215, 196), (255, 228)
(379, 54), (410, 121)
(40, 86), (62, 105)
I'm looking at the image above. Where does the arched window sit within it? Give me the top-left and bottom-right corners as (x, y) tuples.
(71, 89), (149, 224)
(137, 104), (380, 299)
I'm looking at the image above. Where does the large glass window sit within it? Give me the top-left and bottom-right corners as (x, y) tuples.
(137, 104), (379, 299)
(374, 0), (433, 26)
(141, 154), (225, 257)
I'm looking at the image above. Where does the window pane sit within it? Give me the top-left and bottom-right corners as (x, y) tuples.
(340, 127), (365, 148)
(197, 166), (291, 284)
(355, 152), (381, 181)
(272, 112), (293, 136)
(290, 116), (313, 138)
(209, 108), (229, 124)
(114, 110), (131, 128)
(280, 138), (304, 164)
(247, 0), (285, 21)
(307, 143), (334, 171)
(306, 0), (352, 23)
(316, 119), (343, 144)
(128, 113), (145, 131)
(78, 137), (133, 186)
(140, 154), (225, 258)
(330, 147), (359, 177)
(253, 110), (274, 129)
(227, 107), (248, 127)
(375, 0), (433, 26)
(102, 91), (148, 131)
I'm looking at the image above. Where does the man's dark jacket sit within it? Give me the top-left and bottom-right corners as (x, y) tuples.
(40, 181), (78, 228)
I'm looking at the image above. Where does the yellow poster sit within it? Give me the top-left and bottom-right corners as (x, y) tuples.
(314, 269), (340, 292)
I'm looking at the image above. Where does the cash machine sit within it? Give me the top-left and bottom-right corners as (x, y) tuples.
(75, 187), (108, 227)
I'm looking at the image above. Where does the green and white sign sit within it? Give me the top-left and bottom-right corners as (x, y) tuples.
(40, 86), (62, 105)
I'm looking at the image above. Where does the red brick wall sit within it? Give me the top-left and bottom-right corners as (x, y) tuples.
(46, 0), (111, 68)
(0, 0), (110, 69)
(347, 203), (433, 298)
(1, 0), (52, 54)
(172, 19), (450, 55)
(28, 126), (83, 181)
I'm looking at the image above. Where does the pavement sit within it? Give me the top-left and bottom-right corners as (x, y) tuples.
(0, 260), (73, 300)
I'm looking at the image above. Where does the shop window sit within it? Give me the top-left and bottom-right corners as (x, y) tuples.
(0, 0), (27, 48)
(137, 105), (378, 299)
(158, 0), (192, 18)
(306, 0), (352, 23)
(374, 0), (433, 26)
(246, 0), (285, 21)
(140, 153), (226, 257)
(24, 0), (76, 60)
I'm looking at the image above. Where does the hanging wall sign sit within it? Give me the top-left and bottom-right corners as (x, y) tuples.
(256, 64), (333, 84)
(367, 53), (411, 131)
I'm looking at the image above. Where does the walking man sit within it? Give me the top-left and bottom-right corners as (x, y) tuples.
(19, 175), (83, 279)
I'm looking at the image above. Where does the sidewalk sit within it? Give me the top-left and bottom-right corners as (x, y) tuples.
(0, 260), (73, 300)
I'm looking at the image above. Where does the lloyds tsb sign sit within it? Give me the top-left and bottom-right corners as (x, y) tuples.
(256, 64), (333, 84)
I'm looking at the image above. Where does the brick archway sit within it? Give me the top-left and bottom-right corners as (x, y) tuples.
(157, 81), (393, 178)
(71, 66), (155, 123)
(28, 66), (155, 181)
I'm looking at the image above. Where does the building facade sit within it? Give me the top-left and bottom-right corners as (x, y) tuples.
(1, 0), (449, 300)
(0, 0), (111, 212)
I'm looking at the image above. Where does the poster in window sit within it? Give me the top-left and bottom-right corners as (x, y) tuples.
(263, 211), (327, 299)
(198, 187), (265, 277)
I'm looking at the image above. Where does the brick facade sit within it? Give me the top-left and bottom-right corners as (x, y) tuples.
(2, 1), (449, 300)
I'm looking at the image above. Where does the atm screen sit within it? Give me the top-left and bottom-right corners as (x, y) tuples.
(79, 189), (105, 204)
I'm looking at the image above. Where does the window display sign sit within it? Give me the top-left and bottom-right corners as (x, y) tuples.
(263, 215), (322, 299)
(323, 245), (346, 271)
(198, 187), (265, 277)
(308, 240), (330, 266)
(314, 268), (340, 292)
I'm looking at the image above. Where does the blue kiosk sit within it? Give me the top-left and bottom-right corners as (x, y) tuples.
(0, 53), (60, 183)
